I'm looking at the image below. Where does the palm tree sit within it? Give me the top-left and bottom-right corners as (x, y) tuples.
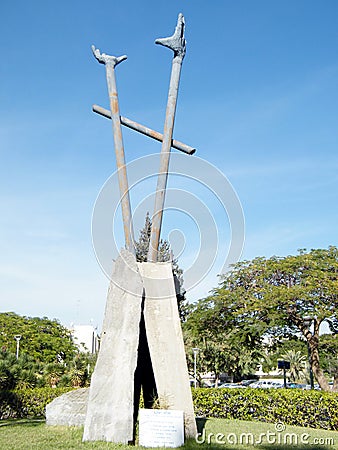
(68, 354), (88, 388)
(0, 351), (40, 389)
(43, 363), (65, 388)
(0, 351), (16, 390)
(281, 350), (307, 382)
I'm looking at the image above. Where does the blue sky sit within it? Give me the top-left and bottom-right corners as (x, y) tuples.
(1, 1), (338, 328)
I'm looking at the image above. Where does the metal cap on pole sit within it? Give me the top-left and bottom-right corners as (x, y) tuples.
(92, 45), (135, 255)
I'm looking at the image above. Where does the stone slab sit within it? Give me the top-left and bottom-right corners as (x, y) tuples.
(83, 250), (143, 443)
(139, 409), (184, 448)
(46, 388), (88, 426)
(138, 262), (197, 438)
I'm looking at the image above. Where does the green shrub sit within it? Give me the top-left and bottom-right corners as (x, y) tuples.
(0, 387), (73, 419)
(2, 387), (338, 431)
(192, 388), (338, 430)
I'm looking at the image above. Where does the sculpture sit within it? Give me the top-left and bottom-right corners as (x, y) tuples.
(83, 14), (197, 444)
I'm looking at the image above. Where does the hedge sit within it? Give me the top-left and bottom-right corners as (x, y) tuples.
(0, 387), (73, 420)
(193, 388), (338, 431)
(1, 387), (338, 431)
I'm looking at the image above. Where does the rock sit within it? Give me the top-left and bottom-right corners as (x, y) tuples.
(46, 388), (89, 426)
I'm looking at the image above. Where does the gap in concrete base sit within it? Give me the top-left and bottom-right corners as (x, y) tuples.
(133, 290), (158, 443)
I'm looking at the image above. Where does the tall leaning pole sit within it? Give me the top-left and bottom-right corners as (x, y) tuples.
(91, 46), (135, 254)
(148, 13), (186, 262)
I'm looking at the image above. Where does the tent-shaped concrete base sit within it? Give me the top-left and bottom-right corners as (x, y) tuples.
(83, 250), (197, 443)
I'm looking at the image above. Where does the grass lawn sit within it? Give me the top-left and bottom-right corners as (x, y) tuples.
(0, 418), (337, 450)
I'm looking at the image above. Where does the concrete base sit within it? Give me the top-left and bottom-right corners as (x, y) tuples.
(139, 262), (197, 439)
(83, 250), (143, 443)
(81, 251), (196, 443)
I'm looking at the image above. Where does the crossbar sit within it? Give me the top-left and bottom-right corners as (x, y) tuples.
(92, 104), (196, 155)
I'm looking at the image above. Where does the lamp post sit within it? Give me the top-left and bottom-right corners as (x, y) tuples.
(192, 347), (199, 388)
(303, 316), (314, 390)
(14, 335), (21, 360)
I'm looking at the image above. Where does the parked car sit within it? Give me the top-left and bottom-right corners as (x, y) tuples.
(302, 383), (321, 390)
(286, 382), (307, 389)
(239, 379), (258, 387)
(248, 380), (283, 389)
(217, 382), (246, 388)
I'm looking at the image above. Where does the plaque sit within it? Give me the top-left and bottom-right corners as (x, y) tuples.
(139, 409), (184, 448)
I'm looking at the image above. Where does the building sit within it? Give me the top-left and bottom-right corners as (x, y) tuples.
(70, 324), (99, 353)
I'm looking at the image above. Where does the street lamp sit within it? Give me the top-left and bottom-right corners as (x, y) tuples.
(303, 316), (314, 390)
(192, 348), (199, 388)
(14, 335), (21, 360)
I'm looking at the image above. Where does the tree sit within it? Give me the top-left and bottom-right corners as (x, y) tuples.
(68, 352), (96, 388)
(260, 336), (307, 374)
(0, 351), (17, 389)
(0, 350), (42, 389)
(214, 247), (338, 391)
(0, 313), (99, 389)
(43, 362), (65, 388)
(183, 297), (263, 385)
(135, 212), (188, 321)
(280, 350), (307, 383)
(319, 333), (338, 390)
(183, 298), (229, 386)
(0, 312), (78, 364)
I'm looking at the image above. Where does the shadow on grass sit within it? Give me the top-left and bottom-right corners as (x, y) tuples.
(0, 418), (44, 428)
(196, 417), (208, 434)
